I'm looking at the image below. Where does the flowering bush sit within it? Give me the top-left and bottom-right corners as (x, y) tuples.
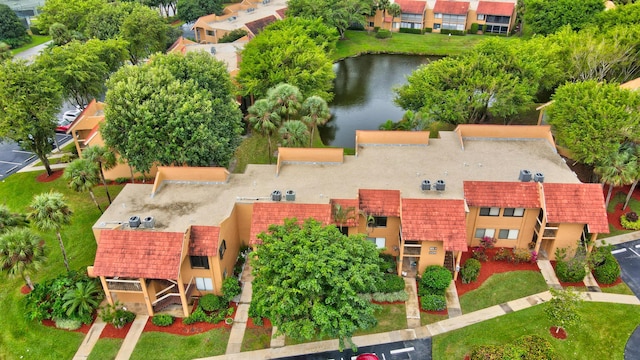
(479, 236), (497, 249)
(621, 212), (640, 230)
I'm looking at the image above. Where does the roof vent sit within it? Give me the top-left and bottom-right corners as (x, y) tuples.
(271, 190), (282, 201)
(285, 190), (296, 201)
(519, 169), (532, 182)
(129, 215), (141, 228)
(142, 216), (155, 229)
(534, 172), (545, 183)
(435, 179), (445, 191)
(421, 180), (431, 191)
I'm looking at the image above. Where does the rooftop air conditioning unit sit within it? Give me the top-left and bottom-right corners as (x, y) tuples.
(228, 16), (237, 21)
(421, 180), (431, 191)
(435, 179), (445, 191)
(247, 7), (255, 12)
(142, 216), (155, 229)
(285, 190), (296, 201)
(534, 172), (545, 183)
(519, 169), (532, 182)
(271, 190), (282, 201)
(129, 215), (141, 228)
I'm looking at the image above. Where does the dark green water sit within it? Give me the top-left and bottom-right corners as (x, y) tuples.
(319, 54), (436, 148)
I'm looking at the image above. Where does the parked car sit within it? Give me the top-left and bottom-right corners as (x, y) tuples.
(63, 108), (82, 122)
(356, 354), (379, 360)
(56, 117), (73, 133)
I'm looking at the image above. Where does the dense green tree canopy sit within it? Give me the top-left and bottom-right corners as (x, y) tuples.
(120, 3), (170, 64)
(592, 2), (640, 27)
(237, 23), (335, 101)
(0, 61), (62, 176)
(523, 0), (604, 35)
(251, 219), (382, 350)
(103, 53), (243, 173)
(37, 0), (107, 33)
(287, 0), (374, 39)
(547, 80), (640, 166)
(0, 228), (46, 290)
(0, 42), (11, 62)
(176, 0), (223, 23)
(0, 4), (30, 48)
(85, 2), (134, 40)
(266, 17), (339, 54)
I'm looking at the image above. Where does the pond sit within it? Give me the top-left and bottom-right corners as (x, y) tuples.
(319, 54), (438, 148)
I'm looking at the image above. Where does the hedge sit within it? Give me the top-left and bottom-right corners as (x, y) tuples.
(620, 212), (640, 230)
(198, 294), (226, 312)
(440, 29), (466, 36)
(399, 28), (423, 34)
(378, 273), (406, 293)
(461, 258), (481, 284)
(421, 294), (447, 311)
(471, 335), (557, 360)
(555, 257), (587, 283)
(419, 265), (452, 296)
(592, 253), (620, 284)
(375, 29), (392, 39)
(152, 314), (175, 327)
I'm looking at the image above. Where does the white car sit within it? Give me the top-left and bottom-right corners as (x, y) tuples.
(62, 108), (82, 123)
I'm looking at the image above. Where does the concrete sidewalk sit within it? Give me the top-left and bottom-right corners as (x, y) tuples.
(600, 231), (640, 246)
(72, 318), (106, 360)
(537, 260), (562, 290)
(115, 315), (149, 360)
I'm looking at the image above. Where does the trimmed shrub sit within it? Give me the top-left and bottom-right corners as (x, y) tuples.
(378, 273), (406, 293)
(469, 23), (479, 33)
(461, 258), (481, 284)
(424, 27), (432, 33)
(376, 29), (392, 39)
(512, 248), (532, 264)
(421, 294), (447, 311)
(513, 335), (556, 359)
(222, 277), (242, 302)
(399, 27), (423, 34)
(198, 294), (225, 312)
(207, 311), (225, 324)
(99, 303), (135, 329)
(183, 307), (207, 325)
(472, 248), (488, 262)
(152, 314), (174, 327)
(620, 212), (640, 230)
(219, 29), (247, 43)
(494, 248), (511, 262)
(227, 307), (235, 317)
(54, 317), (82, 330)
(419, 265), (452, 296)
(593, 254), (620, 284)
(556, 257), (587, 283)
(115, 177), (129, 184)
(440, 29), (466, 36)
(374, 26), (380, 32)
(471, 335), (556, 360)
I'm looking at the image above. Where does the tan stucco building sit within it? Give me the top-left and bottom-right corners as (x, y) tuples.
(89, 125), (607, 316)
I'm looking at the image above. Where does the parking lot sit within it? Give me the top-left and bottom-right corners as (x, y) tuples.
(0, 133), (72, 180)
(612, 239), (640, 299)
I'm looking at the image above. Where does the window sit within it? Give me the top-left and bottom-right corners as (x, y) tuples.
(393, 22), (400, 29)
(479, 207), (500, 216)
(206, 30), (215, 36)
(219, 239), (227, 260)
(498, 229), (519, 239)
(474, 228), (495, 238)
(434, 23), (441, 29)
(367, 237), (386, 249)
(195, 277), (213, 291)
(503, 208), (525, 217)
(369, 21), (374, 27)
(373, 216), (387, 227)
(435, 13), (442, 19)
(190, 256), (209, 269)
(477, 14), (485, 20)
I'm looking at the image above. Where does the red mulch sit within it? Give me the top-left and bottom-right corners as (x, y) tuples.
(455, 248), (539, 297)
(100, 321), (134, 339)
(373, 300), (406, 306)
(598, 276), (623, 288)
(142, 316), (230, 336)
(606, 185), (640, 230)
(41, 319), (91, 334)
(247, 317), (272, 329)
(549, 327), (567, 340)
(20, 285), (31, 294)
(35, 170), (63, 182)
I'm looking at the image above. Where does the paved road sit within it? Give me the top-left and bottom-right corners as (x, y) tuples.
(0, 133), (72, 179)
(275, 338), (431, 360)
(612, 239), (640, 299)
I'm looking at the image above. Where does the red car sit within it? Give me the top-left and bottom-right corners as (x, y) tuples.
(356, 354), (379, 360)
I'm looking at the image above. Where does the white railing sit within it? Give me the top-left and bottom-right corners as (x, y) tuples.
(106, 278), (142, 292)
(155, 284), (176, 298)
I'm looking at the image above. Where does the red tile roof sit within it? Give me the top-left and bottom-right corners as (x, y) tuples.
(395, 0), (427, 14)
(190, 225), (220, 257)
(402, 199), (468, 251)
(244, 15), (277, 36)
(434, 0), (470, 15)
(359, 189), (401, 217)
(93, 230), (184, 279)
(275, 7), (287, 19)
(476, 1), (515, 16)
(330, 198), (360, 227)
(464, 181), (541, 208)
(250, 202), (332, 244)
(543, 183), (609, 233)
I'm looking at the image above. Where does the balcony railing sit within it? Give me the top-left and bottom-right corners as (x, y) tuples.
(106, 278), (142, 292)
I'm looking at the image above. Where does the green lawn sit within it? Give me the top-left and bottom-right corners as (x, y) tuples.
(420, 312), (449, 327)
(601, 282), (635, 296)
(459, 271), (548, 314)
(129, 329), (230, 360)
(87, 338), (123, 360)
(333, 30), (507, 60)
(599, 191), (640, 239)
(232, 134), (273, 173)
(10, 35), (52, 55)
(241, 326), (272, 352)
(433, 302), (640, 360)
(0, 171), (124, 360)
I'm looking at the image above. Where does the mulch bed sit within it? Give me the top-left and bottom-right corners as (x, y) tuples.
(605, 185), (640, 230)
(142, 317), (229, 336)
(100, 321), (134, 339)
(597, 276), (623, 288)
(247, 317), (272, 329)
(455, 248), (539, 297)
(35, 170), (63, 183)
(549, 327), (567, 340)
(41, 319), (91, 335)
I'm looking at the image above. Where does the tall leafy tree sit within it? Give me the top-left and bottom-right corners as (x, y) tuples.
(103, 53), (243, 173)
(0, 228), (46, 290)
(266, 17), (339, 54)
(120, 3), (169, 64)
(279, 120), (309, 148)
(0, 4), (31, 48)
(176, 0), (223, 23)
(301, 96), (331, 146)
(0, 61), (63, 176)
(36, 0), (106, 33)
(246, 99), (281, 163)
(28, 192), (73, 272)
(287, 0), (375, 39)
(547, 80), (640, 166)
(251, 219), (382, 351)
(237, 21), (335, 101)
(545, 288), (582, 334)
(85, 2), (133, 40)
(82, 145), (116, 204)
(523, 0), (604, 35)
(64, 159), (103, 213)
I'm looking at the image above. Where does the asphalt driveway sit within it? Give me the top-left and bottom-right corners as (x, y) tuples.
(612, 239), (640, 299)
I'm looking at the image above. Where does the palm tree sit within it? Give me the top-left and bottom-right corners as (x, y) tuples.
(82, 145), (116, 204)
(64, 159), (103, 213)
(0, 228), (46, 290)
(376, 0), (390, 19)
(267, 83), (303, 122)
(302, 96), (331, 147)
(246, 98), (281, 163)
(0, 204), (27, 234)
(387, 3), (401, 23)
(279, 120), (309, 148)
(594, 150), (638, 207)
(332, 203), (356, 233)
(62, 281), (102, 321)
(28, 191), (73, 272)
